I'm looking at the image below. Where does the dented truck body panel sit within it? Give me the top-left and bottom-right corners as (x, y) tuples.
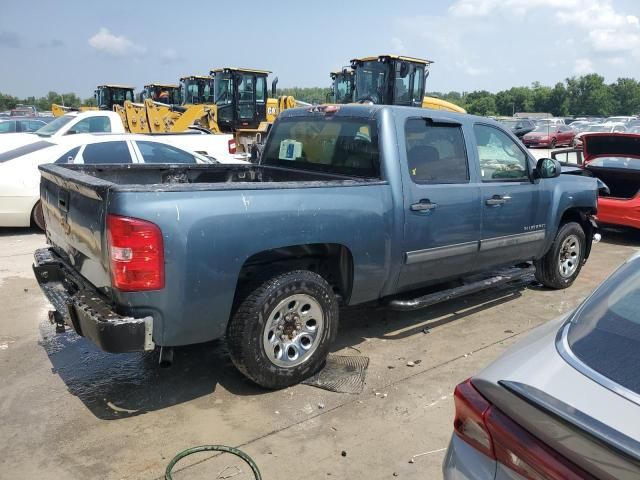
(36, 105), (599, 350)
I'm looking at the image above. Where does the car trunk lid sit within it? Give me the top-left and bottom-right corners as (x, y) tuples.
(582, 133), (640, 199)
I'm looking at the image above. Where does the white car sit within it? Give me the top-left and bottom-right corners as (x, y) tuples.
(0, 134), (247, 230)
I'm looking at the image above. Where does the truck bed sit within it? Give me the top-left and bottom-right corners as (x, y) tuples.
(40, 163), (378, 193)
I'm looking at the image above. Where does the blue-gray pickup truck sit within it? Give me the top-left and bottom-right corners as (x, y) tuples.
(34, 105), (599, 388)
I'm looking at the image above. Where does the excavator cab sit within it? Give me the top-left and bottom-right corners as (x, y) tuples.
(179, 75), (215, 105)
(141, 84), (181, 105)
(329, 69), (354, 104)
(210, 68), (274, 131)
(350, 55), (431, 107)
(95, 85), (135, 110)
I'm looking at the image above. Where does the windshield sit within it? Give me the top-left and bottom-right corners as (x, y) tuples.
(565, 256), (640, 399)
(354, 61), (389, 103)
(182, 78), (214, 104)
(34, 115), (74, 137)
(629, 127), (640, 134)
(214, 73), (234, 105)
(262, 116), (380, 178)
(334, 74), (353, 104)
(532, 125), (553, 133)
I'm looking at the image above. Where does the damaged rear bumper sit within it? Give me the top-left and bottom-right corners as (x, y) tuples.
(33, 248), (154, 353)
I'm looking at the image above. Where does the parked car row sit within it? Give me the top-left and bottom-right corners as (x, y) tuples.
(500, 115), (640, 149)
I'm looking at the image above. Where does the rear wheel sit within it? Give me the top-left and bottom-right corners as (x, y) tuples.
(534, 222), (585, 289)
(31, 201), (45, 231)
(227, 270), (338, 389)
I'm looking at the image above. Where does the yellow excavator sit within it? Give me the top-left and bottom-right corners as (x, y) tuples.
(331, 55), (466, 113)
(52, 84), (135, 117)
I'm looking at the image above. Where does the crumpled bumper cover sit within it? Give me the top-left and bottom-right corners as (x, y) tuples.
(33, 248), (154, 353)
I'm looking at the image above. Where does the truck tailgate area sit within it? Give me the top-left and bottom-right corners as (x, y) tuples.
(40, 165), (112, 290)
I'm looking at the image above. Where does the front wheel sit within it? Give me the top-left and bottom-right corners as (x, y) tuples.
(534, 222), (585, 289)
(550, 138), (557, 149)
(227, 270), (338, 389)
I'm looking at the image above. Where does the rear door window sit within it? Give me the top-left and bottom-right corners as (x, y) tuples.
(135, 141), (197, 164)
(262, 116), (380, 178)
(81, 141), (132, 164)
(54, 146), (81, 164)
(0, 121), (16, 133)
(405, 118), (469, 184)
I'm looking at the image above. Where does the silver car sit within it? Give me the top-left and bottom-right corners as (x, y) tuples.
(443, 253), (640, 479)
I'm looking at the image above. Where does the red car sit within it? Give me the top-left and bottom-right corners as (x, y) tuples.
(522, 124), (576, 148)
(581, 133), (640, 229)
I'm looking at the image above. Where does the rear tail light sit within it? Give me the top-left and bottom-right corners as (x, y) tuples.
(228, 138), (237, 154)
(107, 214), (164, 291)
(453, 379), (594, 480)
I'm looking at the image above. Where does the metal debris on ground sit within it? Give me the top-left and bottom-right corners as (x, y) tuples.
(302, 354), (369, 394)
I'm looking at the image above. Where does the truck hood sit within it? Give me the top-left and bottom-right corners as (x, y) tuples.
(0, 133), (42, 154)
(583, 133), (640, 163)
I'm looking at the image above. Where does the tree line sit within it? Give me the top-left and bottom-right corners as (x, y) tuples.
(3, 74), (639, 117)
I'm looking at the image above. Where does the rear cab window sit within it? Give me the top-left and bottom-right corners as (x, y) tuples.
(262, 115), (380, 178)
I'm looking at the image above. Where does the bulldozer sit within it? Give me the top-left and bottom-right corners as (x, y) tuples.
(52, 84), (135, 117)
(331, 55), (466, 113)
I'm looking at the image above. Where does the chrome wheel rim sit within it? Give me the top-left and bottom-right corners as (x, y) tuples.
(263, 294), (324, 368)
(558, 234), (580, 278)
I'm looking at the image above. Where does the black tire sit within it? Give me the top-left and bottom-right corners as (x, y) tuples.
(534, 222), (585, 289)
(550, 138), (557, 149)
(31, 201), (45, 231)
(227, 270), (339, 389)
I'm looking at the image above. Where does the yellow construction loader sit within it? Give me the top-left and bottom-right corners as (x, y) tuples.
(333, 55), (466, 113)
(52, 84), (135, 117)
(140, 83), (181, 104)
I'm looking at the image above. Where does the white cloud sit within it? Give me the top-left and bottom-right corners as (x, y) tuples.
(456, 60), (490, 77)
(160, 48), (181, 64)
(574, 58), (594, 74)
(88, 28), (146, 57)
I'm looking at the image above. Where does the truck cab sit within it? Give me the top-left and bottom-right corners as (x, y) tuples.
(94, 85), (135, 110)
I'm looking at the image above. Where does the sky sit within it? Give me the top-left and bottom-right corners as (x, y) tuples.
(1, 0), (639, 98)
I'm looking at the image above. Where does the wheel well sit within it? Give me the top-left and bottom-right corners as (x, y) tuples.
(235, 244), (354, 304)
(558, 207), (595, 258)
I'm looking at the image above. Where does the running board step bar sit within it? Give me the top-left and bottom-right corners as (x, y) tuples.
(387, 266), (535, 312)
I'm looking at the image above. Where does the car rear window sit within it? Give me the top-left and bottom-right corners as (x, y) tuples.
(262, 116), (380, 178)
(566, 257), (640, 397)
(0, 141), (55, 163)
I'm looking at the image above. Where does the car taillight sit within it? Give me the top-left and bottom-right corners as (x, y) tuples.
(228, 139), (237, 154)
(453, 379), (594, 480)
(107, 214), (164, 291)
(453, 379), (494, 458)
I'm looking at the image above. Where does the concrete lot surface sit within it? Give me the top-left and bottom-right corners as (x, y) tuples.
(0, 226), (638, 479)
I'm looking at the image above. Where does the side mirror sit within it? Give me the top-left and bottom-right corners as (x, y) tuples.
(536, 158), (561, 179)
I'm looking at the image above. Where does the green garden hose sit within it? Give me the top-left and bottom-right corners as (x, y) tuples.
(165, 444), (262, 479)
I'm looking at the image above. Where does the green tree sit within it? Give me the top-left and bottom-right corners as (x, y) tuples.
(611, 78), (640, 115)
(566, 74), (616, 116)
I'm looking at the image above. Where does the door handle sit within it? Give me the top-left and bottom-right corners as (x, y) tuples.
(411, 200), (438, 212)
(486, 195), (511, 206)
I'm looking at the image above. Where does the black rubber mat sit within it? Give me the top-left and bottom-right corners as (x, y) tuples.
(302, 354), (369, 394)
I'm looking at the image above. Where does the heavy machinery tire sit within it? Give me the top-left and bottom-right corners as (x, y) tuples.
(534, 222), (585, 289)
(227, 270), (338, 389)
(31, 201), (45, 231)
